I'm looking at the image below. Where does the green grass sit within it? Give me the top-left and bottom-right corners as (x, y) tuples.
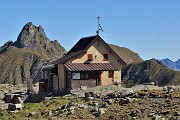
(24, 103), (42, 112)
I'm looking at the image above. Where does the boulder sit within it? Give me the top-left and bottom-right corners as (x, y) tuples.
(174, 111), (180, 116)
(15, 103), (23, 110)
(48, 110), (52, 116)
(8, 103), (16, 111)
(106, 99), (113, 104)
(0, 103), (8, 110)
(14, 97), (23, 104)
(119, 98), (129, 105)
(152, 115), (162, 120)
(98, 108), (106, 116)
(0, 91), (5, 100)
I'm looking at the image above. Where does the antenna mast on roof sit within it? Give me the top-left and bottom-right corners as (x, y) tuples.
(96, 16), (103, 35)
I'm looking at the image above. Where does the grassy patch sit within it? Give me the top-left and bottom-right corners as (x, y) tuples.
(24, 103), (42, 112)
(0, 110), (10, 119)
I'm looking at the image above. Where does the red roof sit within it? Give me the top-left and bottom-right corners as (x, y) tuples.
(64, 63), (117, 71)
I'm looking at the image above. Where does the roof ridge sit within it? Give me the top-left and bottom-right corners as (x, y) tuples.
(81, 35), (97, 39)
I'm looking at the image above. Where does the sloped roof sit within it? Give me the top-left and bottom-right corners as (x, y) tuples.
(67, 35), (96, 54)
(53, 50), (85, 64)
(64, 63), (117, 71)
(54, 35), (126, 65)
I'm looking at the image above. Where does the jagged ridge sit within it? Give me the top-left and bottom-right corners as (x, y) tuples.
(0, 22), (66, 84)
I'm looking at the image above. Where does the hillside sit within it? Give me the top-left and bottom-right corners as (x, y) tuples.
(109, 44), (143, 64)
(0, 22), (66, 84)
(122, 59), (180, 86)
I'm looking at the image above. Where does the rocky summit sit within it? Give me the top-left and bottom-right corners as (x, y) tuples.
(13, 22), (47, 48)
(0, 22), (66, 84)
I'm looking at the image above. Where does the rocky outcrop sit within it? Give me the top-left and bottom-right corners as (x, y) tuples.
(13, 22), (66, 58)
(0, 22), (66, 84)
(109, 44), (143, 64)
(14, 22), (47, 48)
(122, 59), (180, 86)
(0, 41), (13, 54)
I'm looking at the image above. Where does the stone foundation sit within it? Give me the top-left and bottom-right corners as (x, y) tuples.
(71, 79), (97, 90)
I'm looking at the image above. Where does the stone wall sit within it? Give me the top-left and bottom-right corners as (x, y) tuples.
(71, 79), (96, 90)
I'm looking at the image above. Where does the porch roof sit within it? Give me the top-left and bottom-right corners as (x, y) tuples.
(64, 63), (118, 71)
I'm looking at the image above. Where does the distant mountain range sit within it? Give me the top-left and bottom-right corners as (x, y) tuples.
(160, 58), (180, 71)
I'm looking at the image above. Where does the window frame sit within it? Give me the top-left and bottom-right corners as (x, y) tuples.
(87, 54), (93, 61)
(108, 71), (114, 78)
(103, 54), (108, 61)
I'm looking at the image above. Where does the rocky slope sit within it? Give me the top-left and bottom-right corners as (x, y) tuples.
(109, 44), (143, 64)
(0, 22), (66, 84)
(122, 59), (180, 86)
(160, 58), (180, 71)
(0, 85), (180, 119)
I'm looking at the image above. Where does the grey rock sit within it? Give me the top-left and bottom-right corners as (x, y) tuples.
(69, 110), (75, 115)
(48, 110), (52, 116)
(87, 97), (94, 101)
(15, 103), (23, 110)
(98, 108), (106, 115)
(92, 101), (99, 106)
(119, 98), (129, 105)
(0, 103), (8, 110)
(69, 106), (75, 111)
(29, 112), (36, 117)
(106, 99), (113, 104)
(8, 103), (16, 111)
(152, 115), (162, 120)
(127, 97), (138, 103)
(0, 91), (5, 100)
(79, 104), (85, 108)
(174, 111), (180, 116)
(91, 107), (99, 113)
(14, 97), (23, 104)
(60, 104), (68, 110)
(100, 102), (108, 108)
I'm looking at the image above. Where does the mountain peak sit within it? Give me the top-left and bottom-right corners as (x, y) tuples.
(160, 58), (180, 71)
(13, 22), (47, 48)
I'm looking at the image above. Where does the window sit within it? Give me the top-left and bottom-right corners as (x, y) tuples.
(103, 54), (108, 61)
(87, 54), (93, 61)
(108, 71), (113, 78)
(81, 73), (88, 79)
(72, 72), (89, 80)
(72, 73), (80, 79)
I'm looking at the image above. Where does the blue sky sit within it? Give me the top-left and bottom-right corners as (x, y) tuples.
(0, 0), (180, 61)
